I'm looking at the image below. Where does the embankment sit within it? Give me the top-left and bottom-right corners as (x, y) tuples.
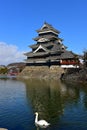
(61, 68), (87, 83)
(18, 66), (64, 80)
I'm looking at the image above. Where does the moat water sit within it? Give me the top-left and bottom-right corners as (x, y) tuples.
(0, 78), (87, 130)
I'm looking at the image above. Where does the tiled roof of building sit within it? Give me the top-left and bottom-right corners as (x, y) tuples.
(61, 51), (76, 59)
(29, 42), (54, 49)
(36, 22), (60, 34)
(33, 35), (59, 41)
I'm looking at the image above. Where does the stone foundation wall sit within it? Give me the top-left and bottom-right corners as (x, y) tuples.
(19, 66), (64, 80)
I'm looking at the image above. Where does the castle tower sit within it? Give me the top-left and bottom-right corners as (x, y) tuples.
(25, 22), (79, 68)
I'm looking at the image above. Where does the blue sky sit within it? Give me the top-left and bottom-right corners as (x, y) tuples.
(0, 0), (87, 65)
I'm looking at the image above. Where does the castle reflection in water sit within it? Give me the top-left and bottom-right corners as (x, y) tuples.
(24, 79), (81, 124)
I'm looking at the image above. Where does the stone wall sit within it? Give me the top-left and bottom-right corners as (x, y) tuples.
(62, 68), (87, 83)
(18, 66), (64, 80)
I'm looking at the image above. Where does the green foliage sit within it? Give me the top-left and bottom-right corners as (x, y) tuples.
(0, 67), (8, 74)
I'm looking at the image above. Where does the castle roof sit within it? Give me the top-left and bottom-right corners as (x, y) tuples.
(36, 22), (60, 35)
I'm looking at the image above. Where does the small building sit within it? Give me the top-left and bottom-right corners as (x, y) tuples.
(25, 22), (79, 68)
(7, 62), (26, 75)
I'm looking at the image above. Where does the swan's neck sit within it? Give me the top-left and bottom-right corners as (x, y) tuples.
(35, 113), (38, 123)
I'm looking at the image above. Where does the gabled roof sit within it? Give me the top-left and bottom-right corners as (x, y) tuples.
(51, 43), (66, 52)
(36, 22), (60, 35)
(33, 44), (49, 53)
(29, 41), (67, 52)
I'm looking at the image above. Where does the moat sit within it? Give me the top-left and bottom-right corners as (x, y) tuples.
(0, 79), (87, 130)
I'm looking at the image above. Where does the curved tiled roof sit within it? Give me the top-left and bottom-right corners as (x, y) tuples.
(61, 51), (75, 59)
(36, 22), (60, 34)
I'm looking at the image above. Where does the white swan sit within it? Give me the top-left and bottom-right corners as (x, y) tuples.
(35, 112), (50, 128)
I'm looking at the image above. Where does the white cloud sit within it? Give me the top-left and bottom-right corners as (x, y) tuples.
(0, 42), (26, 65)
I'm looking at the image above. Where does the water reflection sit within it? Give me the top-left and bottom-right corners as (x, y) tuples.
(0, 79), (34, 130)
(80, 85), (87, 110)
(24, 79), (80, 125)
(0, 79), (87, 129)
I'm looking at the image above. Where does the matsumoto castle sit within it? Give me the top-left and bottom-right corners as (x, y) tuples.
(25, 22), (79, 68)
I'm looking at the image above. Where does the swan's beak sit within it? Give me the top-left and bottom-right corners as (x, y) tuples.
(35, 112), (38, 115)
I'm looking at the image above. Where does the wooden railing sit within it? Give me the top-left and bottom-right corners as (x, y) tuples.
(61, 61), (79, 65)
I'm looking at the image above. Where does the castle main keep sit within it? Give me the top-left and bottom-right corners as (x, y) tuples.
(25, 22), (79, 68)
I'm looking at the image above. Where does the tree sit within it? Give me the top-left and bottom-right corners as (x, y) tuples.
(83, 50), (87, 67)
(0, 67), (8, 74)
